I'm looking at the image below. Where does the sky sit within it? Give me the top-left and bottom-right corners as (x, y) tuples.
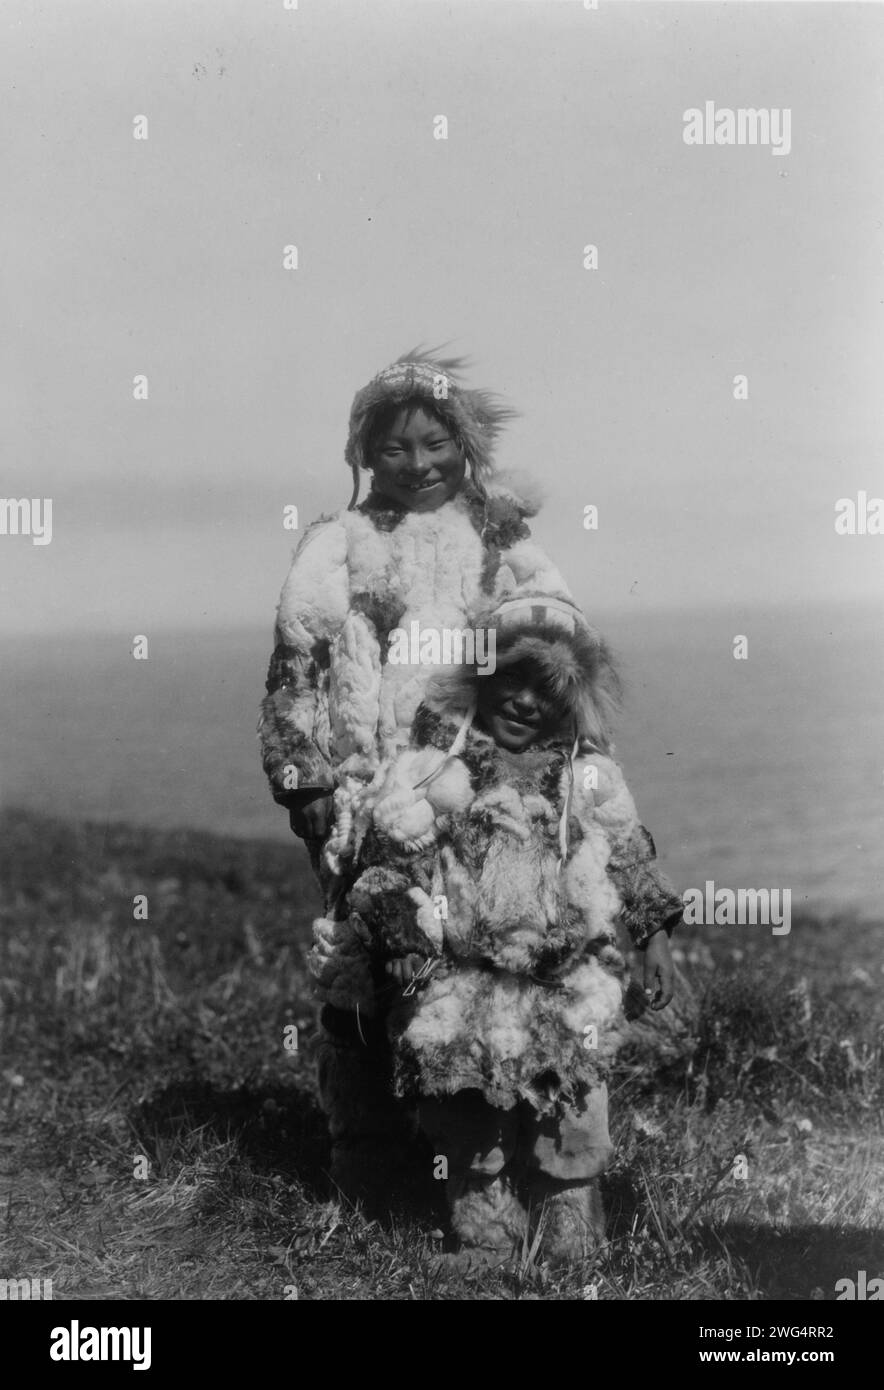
(2, 0), (883, 636)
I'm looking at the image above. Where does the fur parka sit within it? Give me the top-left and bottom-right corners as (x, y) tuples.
(258, 481), (569, 813)
(308, 704), (684, 1115)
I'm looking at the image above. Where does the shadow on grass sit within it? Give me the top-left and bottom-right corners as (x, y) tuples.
(693, 1222), (884, 1301)
(600, 1171), (642, 1238)
(130, 1080), (331, 1192)
(128, 1078), (444, 1228)
(600, 1173), (883, 1299)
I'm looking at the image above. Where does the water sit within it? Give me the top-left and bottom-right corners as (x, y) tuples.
(2, 603), (882, 917)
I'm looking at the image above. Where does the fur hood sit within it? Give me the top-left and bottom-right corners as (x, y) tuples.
(345, 351), (519, 498)
(422, 601), (622, 753)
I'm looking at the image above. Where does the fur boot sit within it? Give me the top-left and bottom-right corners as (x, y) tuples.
(446, 1171), (529, 1260)
(526, 1176), (607, 1265)
(315, 1013), (418, 1210)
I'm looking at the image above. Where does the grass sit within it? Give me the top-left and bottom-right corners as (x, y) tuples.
(1, 807), (882, 1301)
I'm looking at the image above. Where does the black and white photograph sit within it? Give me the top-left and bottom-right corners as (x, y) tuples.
(2, 0), (883, 1333)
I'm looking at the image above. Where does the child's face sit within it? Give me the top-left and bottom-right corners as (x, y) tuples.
(475, 669), (563, 752)
(370, 406), (466, 512)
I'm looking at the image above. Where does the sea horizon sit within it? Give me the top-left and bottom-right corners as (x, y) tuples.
(2, 597), (882, 920)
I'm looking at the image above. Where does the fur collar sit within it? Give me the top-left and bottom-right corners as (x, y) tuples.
(354, 475), (539, 552)
(411, 704), (571, 800)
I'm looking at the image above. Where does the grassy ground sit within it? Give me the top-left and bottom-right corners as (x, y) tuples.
(1, 807), (882, 1301)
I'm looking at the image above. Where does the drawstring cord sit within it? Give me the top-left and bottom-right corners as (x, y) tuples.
(402, 957), (440, 997)
(346, 461), (361, 511)
(555, 722), (581, 876)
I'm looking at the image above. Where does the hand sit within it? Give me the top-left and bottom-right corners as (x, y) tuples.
(289, 794), (334, 840)
(642, 931), (674, 1011)
(385, 954), (425, 988)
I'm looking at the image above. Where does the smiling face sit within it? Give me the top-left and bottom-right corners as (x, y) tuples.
(369, 404), (467, 512)
(475, 664), (566, 752)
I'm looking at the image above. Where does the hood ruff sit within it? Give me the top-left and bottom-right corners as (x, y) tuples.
(414, 593), (622, 867)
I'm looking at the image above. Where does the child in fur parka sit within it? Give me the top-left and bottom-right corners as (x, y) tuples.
(258, 352), (572, 1199)
(309, 597), (683, 1265)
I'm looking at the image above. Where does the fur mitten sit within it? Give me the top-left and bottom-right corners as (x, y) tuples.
(349, 865), (444, 956)
(307, 912), (376, 1014)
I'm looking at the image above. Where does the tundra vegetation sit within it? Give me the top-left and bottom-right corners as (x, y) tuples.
(1, 809), (881, 1301)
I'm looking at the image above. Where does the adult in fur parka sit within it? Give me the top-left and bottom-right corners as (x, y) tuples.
(258, 352), (569, 863)
(259, 352), (572, 1201)
(308, 599), (683, 1264)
